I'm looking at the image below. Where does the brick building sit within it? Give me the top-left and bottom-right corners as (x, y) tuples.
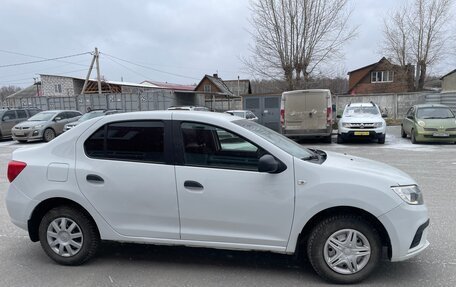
(347, 57), (414, 95)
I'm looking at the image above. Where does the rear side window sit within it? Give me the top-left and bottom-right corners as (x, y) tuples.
(84, 121), (165, 163)
(16, 110), (27, 118)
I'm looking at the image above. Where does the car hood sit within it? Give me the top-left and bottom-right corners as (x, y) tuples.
(340, 114), (383, 122)
(322, 151), (415, 186)
(14, 120), (48, 128)
(420, 118), (456, 128)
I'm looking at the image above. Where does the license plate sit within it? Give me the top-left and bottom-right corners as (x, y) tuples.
(433, 133), (449, 137)
(15, 131), (24, 136)
(354, 131), (370, 136)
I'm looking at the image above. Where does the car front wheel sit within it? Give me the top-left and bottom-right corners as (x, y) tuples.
(307, 215), (381, 284)
(43, 128), (56, 142)
(38, 206), (100, 265)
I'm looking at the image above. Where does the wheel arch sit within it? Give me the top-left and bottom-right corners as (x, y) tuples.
(28, 197), (99, 242)
(295, 206), (392, 259)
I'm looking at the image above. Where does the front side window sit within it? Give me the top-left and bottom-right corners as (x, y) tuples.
(3, 110), (17, 120)
(84, 121), (165, 163)
(181, 122), (262, 171)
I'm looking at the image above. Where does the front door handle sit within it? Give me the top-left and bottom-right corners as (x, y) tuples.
(184, 180), (204, 190)
(86, 174), (104, 184)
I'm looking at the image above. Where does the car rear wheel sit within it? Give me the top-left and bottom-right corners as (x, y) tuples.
(307, 215), (381, 284)
(38, 206), (100, 265)
(43, 128), (56, 142)
(401, 126), (407, 138)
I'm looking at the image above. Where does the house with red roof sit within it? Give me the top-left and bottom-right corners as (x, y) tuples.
(347, 57), (415, 95)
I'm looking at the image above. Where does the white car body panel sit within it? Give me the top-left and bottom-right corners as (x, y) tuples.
(5, 111), (429, 262)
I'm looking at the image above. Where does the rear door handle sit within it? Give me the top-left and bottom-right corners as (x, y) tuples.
(86, 174), (104, 184)
(184, 180), (203, 190)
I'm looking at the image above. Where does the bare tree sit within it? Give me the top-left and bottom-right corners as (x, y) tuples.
(383, 0), (453, 90)
(0, 85), (21, 103)
(245, 0), (356, 90)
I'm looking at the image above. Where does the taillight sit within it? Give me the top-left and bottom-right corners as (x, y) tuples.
(326, 107), (332, 125)
(280, 109), (285, 125)
(7, 161), (27, 183)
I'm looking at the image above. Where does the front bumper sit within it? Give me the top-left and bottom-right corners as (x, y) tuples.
(378, 202), (430, 262)
(415, 130), (456, 142)
(12, 128), (44, 142)
(338, 130), (385, 140)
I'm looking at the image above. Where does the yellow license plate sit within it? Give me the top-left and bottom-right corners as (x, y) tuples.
(354, 131), (370, 136)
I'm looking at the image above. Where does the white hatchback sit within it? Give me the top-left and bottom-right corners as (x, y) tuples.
(5, 111), (429, 284)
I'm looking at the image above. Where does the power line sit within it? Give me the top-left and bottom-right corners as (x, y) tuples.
(101, 52), (200, 81)
(0, 52), (91, 68)
(103, 56), (151, 81)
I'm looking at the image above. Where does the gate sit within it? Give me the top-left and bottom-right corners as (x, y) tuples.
(244, 94), (281, 132)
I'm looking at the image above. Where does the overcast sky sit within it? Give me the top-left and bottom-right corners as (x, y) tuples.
(0, 0), (454, 88)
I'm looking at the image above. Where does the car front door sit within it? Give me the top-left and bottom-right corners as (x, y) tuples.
(75, 119), (180, 239)
(174, 121), (295, 249)
(403, 107), (415, 134)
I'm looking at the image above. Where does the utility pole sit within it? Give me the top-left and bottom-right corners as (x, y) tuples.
(81, 47), (102, 94)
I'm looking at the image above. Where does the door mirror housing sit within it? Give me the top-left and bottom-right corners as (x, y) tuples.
(2, 116), (10, 121)
(382, 114), (388, 118)
(336, 114), (342, 119)
(406, 115), (414, 120)
(54, 116), (62, 121)
(258, 154), (285, 173)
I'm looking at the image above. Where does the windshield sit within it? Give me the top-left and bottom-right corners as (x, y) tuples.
(416, 107), (455, 119)
(234, 119), (314, 159)
(343, 106), (379, 117)
(79, 111), (105, 122)
(28, 111), (57, 121)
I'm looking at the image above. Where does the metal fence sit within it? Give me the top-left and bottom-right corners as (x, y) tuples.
(2, 90), (196, 113)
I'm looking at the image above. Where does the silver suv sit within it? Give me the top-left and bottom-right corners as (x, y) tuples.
(0, 108), (41, 139)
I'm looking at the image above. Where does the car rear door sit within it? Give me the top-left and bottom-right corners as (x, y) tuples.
(75, 117), (180, 239)
(174, 121), (295, 249)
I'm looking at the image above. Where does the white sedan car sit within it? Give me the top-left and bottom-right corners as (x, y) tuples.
(5, 111), (429, 284)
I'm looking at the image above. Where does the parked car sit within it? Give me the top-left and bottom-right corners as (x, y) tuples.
(63, 109), (122, 132)
(337, 102), (387, 144)
(0, 108), (41, 139)
(5, 111), (429, 284)
(167, 106), (210, 111)
(225, 110), (258, 122)
(401, 104), (456, 144)
(11, 110), (82, 142)
(281, 89), (333, 142)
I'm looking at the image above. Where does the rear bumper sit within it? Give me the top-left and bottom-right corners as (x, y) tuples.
(283, 127), (332, 138)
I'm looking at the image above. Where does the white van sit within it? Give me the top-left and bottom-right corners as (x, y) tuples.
(281, 89), (333, 142)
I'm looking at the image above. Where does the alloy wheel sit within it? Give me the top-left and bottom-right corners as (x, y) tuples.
(46, 217), (83, 257)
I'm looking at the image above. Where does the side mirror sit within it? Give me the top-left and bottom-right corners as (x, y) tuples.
(2, 116), (10, 121)
(336, 115), (342, 119)
(382, 114), (387, 118)
(258, 154), (282, 173)
(407, 115), (413, 120)
(54, 116), (62, 121)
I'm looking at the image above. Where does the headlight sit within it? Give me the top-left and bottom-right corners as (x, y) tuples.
(373, 122), (383, 128)
(391, 185), (424, 205)
(342, 122), (351, 128)
(33, 124), (44, 129)
(417, 120), (425, 127)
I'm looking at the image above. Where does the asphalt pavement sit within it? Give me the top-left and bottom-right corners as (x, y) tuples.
(0, 126), (455, 286)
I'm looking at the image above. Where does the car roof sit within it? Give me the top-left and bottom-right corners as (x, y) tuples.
(346, 102), (376, 107)
(413, 104), (450, 108)
(226, 110), (248, 112)
(101, 110), (236, 122)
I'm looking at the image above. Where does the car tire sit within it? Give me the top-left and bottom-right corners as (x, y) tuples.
(43, 128), (56, 142)
(411, 129), (417, 144)
(377, 135), (385, 144)
(324, 135), (332, 143)
(337, 135), (344, 144)
(38, 206), (100, 265)
(401, 126), (407, 138)
(307, 215), (381, 284)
